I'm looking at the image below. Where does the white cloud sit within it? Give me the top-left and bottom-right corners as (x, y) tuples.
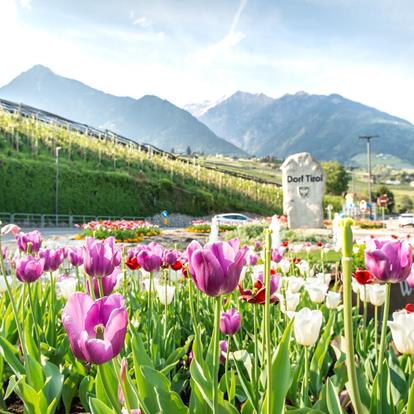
(19, 0), (31, 10)
(132, 16), (152, 28)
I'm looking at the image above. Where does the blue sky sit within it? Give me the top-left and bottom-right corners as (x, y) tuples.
(0, 0), (413, 121)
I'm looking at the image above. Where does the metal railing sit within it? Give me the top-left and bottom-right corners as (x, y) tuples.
(0, 212), (146, 228)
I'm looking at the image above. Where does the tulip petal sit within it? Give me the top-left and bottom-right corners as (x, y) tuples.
(104, 308), (128, 356)
(190, 249), (225, 297)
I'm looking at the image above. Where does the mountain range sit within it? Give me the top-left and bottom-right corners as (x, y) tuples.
(0, 65), (245, 156)
(197, 91), (414, 164)
(1, 65), (414, 164)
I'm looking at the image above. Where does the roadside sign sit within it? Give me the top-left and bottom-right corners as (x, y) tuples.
(359, 200), (367, 213)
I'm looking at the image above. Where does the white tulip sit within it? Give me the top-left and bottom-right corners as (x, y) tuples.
(56, 277), (77, 300)
(156, 284), (175, 305)
(368, 284), (386, 307)
(351, 279), (361, 295)
(287, 276), (305, 293)
(169, 268), (183, 282)
(279, 258), (291, 274)
(388, 310), (414, 355)
(296, 260), (310, 276)
(294, 307), (323, 346)
(306, 285), (327, 304)
(326, 291), (341, 309)
(359, 284), (371, 303)
(316, 273), (331, 285)
(0, 276), (13, 293)
(278, 292), (301, 313)
(143, 278), (159, 292)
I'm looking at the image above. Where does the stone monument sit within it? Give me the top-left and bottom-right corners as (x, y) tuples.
(280, 152), (325, 229)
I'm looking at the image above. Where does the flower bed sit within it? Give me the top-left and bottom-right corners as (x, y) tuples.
(2, 222), (414, 413)
(186, 221), (237, 233)
(76, 219), (161, 242)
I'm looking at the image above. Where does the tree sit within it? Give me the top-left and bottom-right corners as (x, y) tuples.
(374, 185), (395, 213)
(397, 195), (413, 213)
(321, 161), (351, 195)
(186, 145), (192, 156)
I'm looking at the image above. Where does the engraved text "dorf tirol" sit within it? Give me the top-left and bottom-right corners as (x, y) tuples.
(287, 174), (323, 183)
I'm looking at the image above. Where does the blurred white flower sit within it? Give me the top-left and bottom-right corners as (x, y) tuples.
(278, 291), (301, 313)
(294, 307), (323, 346)
(388, 310), (414, 355)
(0, 276), (13, 293)
(279, 258), (291, 274)
(296, 260), (310, 276)
(56, 277), (77, 300)
(306, 284), (327, 304)
(156, 284), (175, 305)
(287, 276), (305, 293)
(368, 284), (386, 307)
(316, 273), (331, 285)
(326, 291), (341, 309)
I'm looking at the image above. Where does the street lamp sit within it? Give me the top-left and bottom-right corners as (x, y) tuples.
(359, 135), (379, 215)
(55, 147), (62, 226)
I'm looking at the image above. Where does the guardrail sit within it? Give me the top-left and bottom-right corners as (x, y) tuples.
(0, 212), (146, 227)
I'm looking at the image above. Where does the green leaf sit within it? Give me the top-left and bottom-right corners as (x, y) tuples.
(89, 397), (115, 414)
(232, 354), (259, 413)
(326, 378), (344, 414)
(62, 373), (80, 414)
(0, 335), (24, 376)
(310, 312), (335, 395)
(189, 359), (213, 410)
(79, 375), (94, 412)
(42, 361), (64, 413)
(407, 378), (414, 414)
(263, 319), (293, 414)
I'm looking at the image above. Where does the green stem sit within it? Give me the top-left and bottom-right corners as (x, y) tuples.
(301, 346), (309, 407)
(97, 277), (104, 298)
(342, 256), (364, 414)
(188, 276), (199, 338)
(0, 239), (31, 383)
(27, 282), (41, 349)
(374, 305), (378, 366)
(49, 271), (56, 346)
(253, 305), (259, 392)
(113, 358), (132, 414)
(89, 275), (96, 300)
(378, 283), (391, 370)
(264, 229), (272, 414)
(97, 363), (122, 414)
(212, 296), (221, 414)
(225, 335), (232, 403)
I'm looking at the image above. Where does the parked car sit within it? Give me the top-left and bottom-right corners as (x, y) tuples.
(398, 213), (414, 227)
(214, 213), (251, 225)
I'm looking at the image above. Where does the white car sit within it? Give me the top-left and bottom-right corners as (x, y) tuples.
(214, 213), (251, 225)
(398, 213), (414, 227)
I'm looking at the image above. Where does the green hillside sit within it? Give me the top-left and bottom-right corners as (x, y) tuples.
(0, 109), (281, 217)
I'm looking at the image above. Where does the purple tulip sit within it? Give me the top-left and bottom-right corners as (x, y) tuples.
(87, 268), (119, 298)
(2, 246), (8, 260)
(15, 255), (45, 283)
(39, 248), (65, 272)
(254, 240), (263, 252)
(188, 238), (248, 297)
(248, 253), (258, 266)
(163, 249), (180, 267)
(271, 247), (285, 263)
(62, 292), (128, 365)
(16, 230), (42, 254)
(219, 340), (228, 364)
(83, 237), (120, 278)
(365, 240), (413, 283)
(220, 308), (241, 336)
(67, 248), (84, 267)
(137, 244), (162, 273)
(406, 265), (414, 289)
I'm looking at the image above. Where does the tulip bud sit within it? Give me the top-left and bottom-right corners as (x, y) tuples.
(388, 310), (414, 355)
(340, 218), (353, 258)
(326, 291), (341, 309)
(220, 308), (241, 336)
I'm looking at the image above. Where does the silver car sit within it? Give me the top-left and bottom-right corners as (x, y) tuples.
(214, 213), (251, 225)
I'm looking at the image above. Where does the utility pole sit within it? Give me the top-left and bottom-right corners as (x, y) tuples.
(359, 135), (379, 215)
(55, 147), (62, 227)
